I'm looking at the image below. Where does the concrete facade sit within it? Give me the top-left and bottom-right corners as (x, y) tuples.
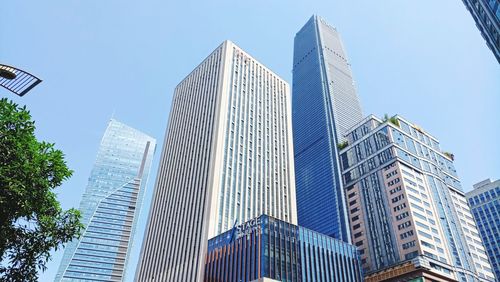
(339, 115), (495, 281)
(136, 41), (297, 282)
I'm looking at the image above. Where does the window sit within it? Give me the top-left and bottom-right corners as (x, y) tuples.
(413, 212), (427, 221)
(416, 221), (430, 230)
(394, 203), (407, 212)
(402, 170), (414, 179)
(400, 230), (414, 239)
(386, 170), (398, 179)
(396, 212), (410, 221)
(405, 251), (418, 260)
(406, 186), (419, 195)
(424, 251), (438, 260)
(392, 194), (405, 203)
(390, 186), (402, 195)
(402, 240), (416, 250)
(418, 230), (433, 240)
(398, 221), (412, 230)
(421, 240), (435, 250)
(410, 203), (425, 212)
(409, 194), (422, 203)
(388, 178), (401, 186)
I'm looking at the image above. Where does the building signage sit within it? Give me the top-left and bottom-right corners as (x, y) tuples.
(235, 217), (261, 239)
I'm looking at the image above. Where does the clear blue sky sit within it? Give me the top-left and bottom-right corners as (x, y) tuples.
(1, 1), (499, 281)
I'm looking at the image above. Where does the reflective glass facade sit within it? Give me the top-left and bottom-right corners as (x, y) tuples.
(55, 119), (156, 282)
(339, 115), (495, 281)
(462, 0), (500, 63)
(205, 215), (362, 282)
(292, 15), (363, 242)
(466, 179), (500, 280)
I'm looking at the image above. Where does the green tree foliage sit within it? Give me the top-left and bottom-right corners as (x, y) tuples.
(383, 113), (400, 127)
(0, 98), (83, 281)
(337, 141), (349, 150)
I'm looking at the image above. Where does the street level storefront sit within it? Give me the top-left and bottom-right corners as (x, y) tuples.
(205, 215), (362, 282)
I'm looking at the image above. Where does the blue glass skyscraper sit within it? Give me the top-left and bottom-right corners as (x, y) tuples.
(467, 179), (499, 281)
(292, 15), (363, 241)
(55, 119), (156, 281)
(461, 0), (499, 63)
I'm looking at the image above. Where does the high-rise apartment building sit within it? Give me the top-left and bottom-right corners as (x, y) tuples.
(461, 0), (500, 63)
(466, 179), (499, 280)
(136, 41), (297, 281)
(339, 115), (495, 281)
(55, 119), (156, 281)
(205, 215), (363, 282)
(292, 15), (363, 241)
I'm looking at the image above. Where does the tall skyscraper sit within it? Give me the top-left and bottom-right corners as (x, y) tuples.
(466, 179), (499, 280)
(461, 0), (499, 63)
(339, 115), (495, 281)
(292, 15), (363, 241)
(55, 119), (156, 281)
(136, 40), (297, 281)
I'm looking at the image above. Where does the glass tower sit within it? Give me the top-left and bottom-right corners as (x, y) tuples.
(292, 15), (363, 241)
(467, 179), (499, 281)
(461, 0), (500, 63)
(136, 41), (297, 281)
(339, 115), (495, 281)
(54, 119), (156, 282)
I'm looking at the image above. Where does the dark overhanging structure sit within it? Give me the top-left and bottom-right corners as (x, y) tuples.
(0, 64), (42, 96)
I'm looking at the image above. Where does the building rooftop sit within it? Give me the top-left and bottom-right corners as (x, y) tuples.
(467, 178), (500, 198)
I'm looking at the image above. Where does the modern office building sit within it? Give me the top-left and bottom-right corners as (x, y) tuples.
(54, 119), (156, 281)
(136, 41), (297, 281)
(205, 214), (362, 282)
(292, 15), (363, 241)
(339, 115), (495, 281)
(466, 179), (499, 280)
(461, 0), (500, 63)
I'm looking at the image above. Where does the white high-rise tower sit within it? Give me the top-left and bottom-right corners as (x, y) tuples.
(136, 40), (297, 281)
